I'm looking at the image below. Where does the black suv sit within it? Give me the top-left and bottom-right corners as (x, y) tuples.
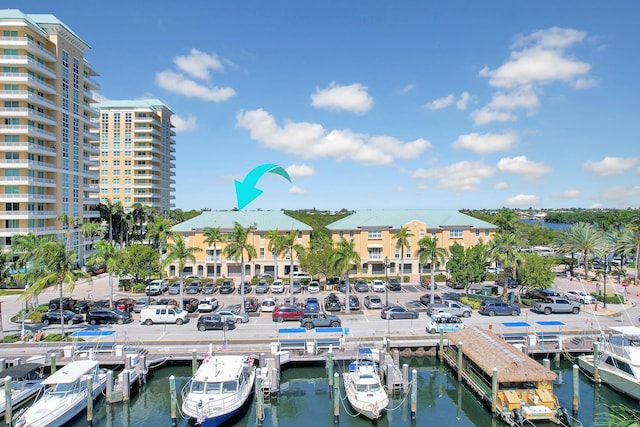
(387, 278), (402, 291)
(41, 310), (84, 326)
(86, 309), (133, 325)
(219, 280), (235, 294)
(324, 293), (342, 311)
(201, 282), (215, 294)
(48, 297), (77, 311)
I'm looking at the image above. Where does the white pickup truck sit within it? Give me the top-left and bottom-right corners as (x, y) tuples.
(426, 300), (472, 318)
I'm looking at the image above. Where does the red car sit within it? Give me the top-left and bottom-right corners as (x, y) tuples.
(114, 297), (136, 312)
(272, 304), (304, 323)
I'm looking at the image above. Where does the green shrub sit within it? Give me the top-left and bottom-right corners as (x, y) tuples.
(596, 293), (624, 304)
(132, 283), (146, 293)
(434, 273), (447, 282)
(460, 296), (482, 309)
(43, 333), (73, 342)
(27, 311), (44, 323)
(1, 335), (20, 343)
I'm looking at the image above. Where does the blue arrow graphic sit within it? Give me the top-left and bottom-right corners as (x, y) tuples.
(235, 163), (292, 210)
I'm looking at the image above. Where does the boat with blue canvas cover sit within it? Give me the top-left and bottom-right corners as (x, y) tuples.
(181, 352), (256, 427)
(0, 363), (44, 418)
(343, 348), (389, 420)
(15, 359), (107, 427)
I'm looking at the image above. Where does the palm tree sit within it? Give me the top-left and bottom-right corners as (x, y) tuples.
(98, 199), (123, 245)
(493, 207), (519, 233)
(87, 240), (120, 309)
(266, 230), (285, 279)
(393, 226), (413, 284)
(203, 227), (225, 285)
(281, 230), (306, 300)
(223, 222), (257, 313)
(147, 215), (173, 278)
(0, 250), (14, 288)
(80, 221), (102, 267)
(27, 240), (90, 337)
(553, 222), (606, 282)
(57, 214), (78, 249)
(615, 227), (640, 284)
(487, 232), (523, 299)
(162, 233), (202, 308)
(329, 238), (361, 313)
(416, 236), (448, 305)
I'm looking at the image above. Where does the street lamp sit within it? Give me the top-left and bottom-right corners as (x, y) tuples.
(383, 256), (390, 307)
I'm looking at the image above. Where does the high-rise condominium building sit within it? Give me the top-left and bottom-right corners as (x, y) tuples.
(0, 10), (100, 254)
(93, 100), (176, 214)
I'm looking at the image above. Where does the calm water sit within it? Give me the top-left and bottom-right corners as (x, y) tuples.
(59, 357), (635, 427)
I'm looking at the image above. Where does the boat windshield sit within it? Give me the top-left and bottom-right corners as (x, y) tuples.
(190, 380), (238, 394)
(356, 383), (381, 392)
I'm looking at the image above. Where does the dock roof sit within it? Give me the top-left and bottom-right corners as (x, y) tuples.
(446, 327), (557, 383)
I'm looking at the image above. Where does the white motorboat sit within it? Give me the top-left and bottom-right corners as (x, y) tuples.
(0, 363), (44, 417)
(343, 360), (389, 420)
(15, 359), (107, 427)
(181, 353), (256, 427)
(578, 326), (640, 400)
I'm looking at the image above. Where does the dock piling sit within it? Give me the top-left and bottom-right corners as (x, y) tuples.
(256, 375), (263, 426)
(572, 364), (579, 417)
(543, 358), (550, 370)
(439, 329), (444, 361)
(86, 375), (93, 426)
(122, 371), (130, 402)
(169, 375), (177, 427)
(402, 364), (409, 394)
(411, 369), (417, 420)
(4, 376), (12, 427)
(50, 353), (56, 374)
(491, 368), (498, 417)
(106, 370), (113, 403)
(593, 342), (599, 382)
(327, 351), (334, 388)
(457, 342), (463, 382)
(191, 349), (198, 376)
(333, 373), (339, 425)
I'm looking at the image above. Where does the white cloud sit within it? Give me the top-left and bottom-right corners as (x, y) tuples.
(584, 156), (639, 176)
(286, 164), (316, 179)
(93, 93), (111, 103)
(156, 70), (236, 102)
(396, 83), (415, 95)
(172, 114), (197, 132)
(424, 94), (455, 110)
(424, 92), (471, 111)
(288, 185), (306, 195)
(595, 186), (640, 201)
(497, 155), (551, 181)
(456, 92), (471, 110)
(552, 189), (582, 199)
(311, 82), (373, 114)
(470, 107), (516, 126)
(495, 182), (509, 190)
(473, 27), (593, 125)
(412, 160), (495, 192)
(505, 194), (540, 206)
(173, 48), (224, 80)
(452, 132), (518, 154)
(236, 109), (431, 165)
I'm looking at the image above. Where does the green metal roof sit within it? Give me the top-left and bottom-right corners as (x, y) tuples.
(171, 211), (313, 232)
(0, 10), (83, 43)
(95, 99), (172, 111)
(326, 210), (497, 230)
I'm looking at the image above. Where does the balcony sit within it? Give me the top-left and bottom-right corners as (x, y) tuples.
(0, 175), (56, 187)
(0, 55), (56, 78)
(0, 210), (57, 219)
(83, 74), (100, 90)
(0, 36), (57, 61)
(0, 226), (57, 237)
(83, 103), (99, 117)
(0, 125), (56, 141)
(0, 193), (56, 203)
(0, 107), (57, 125)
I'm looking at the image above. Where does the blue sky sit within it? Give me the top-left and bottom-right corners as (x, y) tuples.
(14, 1), (640, 211)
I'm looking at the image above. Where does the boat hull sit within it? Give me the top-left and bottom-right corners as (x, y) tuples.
(343, 364), (389, 420)
(0, 379), (43, 417)
(578, 354), (640, 401)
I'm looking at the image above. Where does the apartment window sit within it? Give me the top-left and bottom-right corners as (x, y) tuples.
(5, 185), (19, 194)
(5, 203), (19, 211)
(124, 178), (131, 184)
(113, 179), (120, 185)
(114, 151), (120, 157)
(124, 160), (131, 166)
(5, 220), (19, 229)
(113, 160), (120, 166)
(5, 169), (19, 176)
(113, 188), (120, 194)
(450, 229), (463, 239)
(124, 188), (131, 194)
(485, 230), (490, 237)
(349, 230), (354, 239)
(368, 247), (382, 259)
(368, 230), (382, 239)
(101, 151), (108, 157)
(101, 189), (108, 194)
(124, 197), (131, 203)
(475, 229), (480, 237)
(100, 179), (107, 185)
(113, 169), (120, 176)
(260, 247), (265, 259)
(124, 170), (131, 175)
(101, 170), (108, 176)
(101, 160), (108, 166)
(339, 231), (344, 239)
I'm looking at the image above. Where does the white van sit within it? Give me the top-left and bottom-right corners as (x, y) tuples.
(291, 271), (311, 280)
(140, 305), (189, 325)
(271, 280), (285, 293)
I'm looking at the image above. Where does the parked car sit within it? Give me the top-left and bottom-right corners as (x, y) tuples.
(244, 296), (259, 312)
(254, 273), (273, 279)
(364, 295), (383, 310)
(419, 293), (442, 306)
(305, 297), (320, 312)
(114, 297), (136, 312)
(425, 312), (464, 334)
(478, 299), (521, 316)
(271, 280), (285, 293)
(380, 305), (418, 320)
(307, 281), (320, 293)
(300, 312), (341, 329)
(354, 279), (369, 292)
(133, 297), (156, 313)
(197, 315), (236, 332)
(157, 298), (178, 307)
(145, 279), (168, 296)
(197, 297), (219, 313)
(272, 305), (305, 322)
(41, 310), (83, 326)
(182, 298), (200, 313)
(343, 295), (361, 311)
(185, 281), (201, 294)
(291, 281), (302, 294)
(184, 275), (199, 280)
(260, 297), (277, 313)
(526, 288), (557, 300)
(371, 280), (385, 292)
(201, 282), (215, 295)
(324, 293), (342, 311)
(167, 283), (182, 295)
(47, 297), (77, 311)
(86, 309), (133, 325)
(219, 280), (236, 294)
(405, 300), (428, 312)
(420, 279), (437, 290)
(254, 280), (269, 294)
(531, 297), (581, 315)
(239, 281), (252, 294)
(217, 308), (249, 324)
(387, 278), (402, 291)
(72, 300), (95, 314)
(563, 290), (597, 304)
(140, 305), (189, 325)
